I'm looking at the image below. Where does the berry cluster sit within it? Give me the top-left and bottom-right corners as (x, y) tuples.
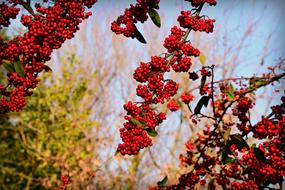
(117, 0), (216, 155)
(233, 96), (253, 134)
(167, 100), (179, 112)
(181, 92), (195, 104)
(0, 2), (20, 30)
(168, 89), (284, 190)
(117, 102), (166, 155)
(111, 0), (160, 38)
(0, 0), (97, 112)
(178, 11), (215, 33)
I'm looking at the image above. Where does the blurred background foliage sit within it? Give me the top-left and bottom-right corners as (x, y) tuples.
(0, 0), (285, 190)
(0, 54), (99, 189)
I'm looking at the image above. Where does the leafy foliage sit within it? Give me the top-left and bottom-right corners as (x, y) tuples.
(0, 56), (98, 189)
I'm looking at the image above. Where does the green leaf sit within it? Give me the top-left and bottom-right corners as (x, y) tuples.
(177, 101), (183, 107)
(200, 75), (207, 90)
(194, 96), (210, 114)
(199, 52), (206, 65)
(242, 167), (253, 175)
(134, 27), (147, 44)
(3, 62), (15, 72)
(114, 150), (120, 156)
(254, 79), (267, 87)
(130, 118), (144, 127)
(226, 91), (235, 101)
(230, 134), (249, 150)
(253, 147), (266, 162)
(145, 128), (157, 137)
(226, 83), (235, 101)
(44, 65), (52, 72)
(224, 157), (236, 164)
(14, 61), (25, 77)
(221, 142), (231, 164)
(148, 8), (161, 28)
(149, 2), (159, 9)
(157, 176), (168, 187)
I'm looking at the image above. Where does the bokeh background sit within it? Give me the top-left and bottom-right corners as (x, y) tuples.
(1, 0), (285, 189)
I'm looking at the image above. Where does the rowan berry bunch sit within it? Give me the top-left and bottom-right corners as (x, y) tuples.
(168, 92), (284, 189)
(0, 0), (97, 113)
(116, 0), (216, 155)
(0, 2), (20, 30)
(111, 0), (160, 43)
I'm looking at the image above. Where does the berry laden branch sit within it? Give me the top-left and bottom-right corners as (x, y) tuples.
(114, 0), (216, 155)
(0, 0), (97, 113)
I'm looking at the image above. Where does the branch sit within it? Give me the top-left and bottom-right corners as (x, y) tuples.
(20, 1), (36, 17)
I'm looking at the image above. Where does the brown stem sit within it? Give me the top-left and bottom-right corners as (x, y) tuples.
(20, 1), (36, 17)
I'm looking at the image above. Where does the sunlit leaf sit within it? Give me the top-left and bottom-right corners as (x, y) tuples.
(199, 52), (206, 64)
(130, 118), (145, 126)
(148, 8), (161, 27)
(226, 83), (235, 101)
(224, 157), (235, 164)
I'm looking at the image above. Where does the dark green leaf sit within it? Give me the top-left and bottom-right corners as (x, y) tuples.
(194, 96), (210, 114)
(14, 61), (25, 77)
(145, 128), (157, 137)
(148, 8), (161, 27)
(242, 167), (253, 175)
(3, 62), (15, 72)
(44, 65), (52, 72)
(253, 147), (266, 162)
(149, 2), (159, 9)
(200, 75), (207, 90)
(134, 28), (147, 44)
(157, 176), (168, 187)
(221, 142), (231, 164)
(230, 134), (249, 150)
